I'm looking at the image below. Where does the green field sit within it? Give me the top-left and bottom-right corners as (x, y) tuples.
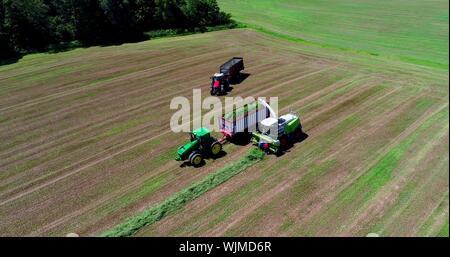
(219, 0), (449, 69)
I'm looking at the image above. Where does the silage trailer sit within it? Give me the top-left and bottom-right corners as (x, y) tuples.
(218, 101), (271, 138)
(219, 99), (304, 154)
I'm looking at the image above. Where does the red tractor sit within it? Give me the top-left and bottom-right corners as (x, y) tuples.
(210, 57), (244, 96)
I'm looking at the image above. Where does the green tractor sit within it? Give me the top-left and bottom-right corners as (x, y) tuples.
(175, 127), (223, 166)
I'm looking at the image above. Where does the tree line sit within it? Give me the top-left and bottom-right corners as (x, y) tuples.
(0, 0), (233, 59)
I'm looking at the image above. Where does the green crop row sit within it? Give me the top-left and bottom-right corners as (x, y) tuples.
(101, 148), (265, 237)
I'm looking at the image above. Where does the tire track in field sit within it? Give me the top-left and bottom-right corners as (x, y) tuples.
(1, 64), (304, 204)
(28, 70), (358, 234)
(0, 129), (175, 207)
(186, 84), (425, 236)
(251, 65), (339, 96)
(0, 60), (292, 195)
(207, 172), (299, 236)
(0, 49), (236, 113)
(203, 83), (401, 236)
(0, 65), (218, 162)
(0, 60), (293, 204)
(344, 125), (449, 235)
(0, 58), (308, 172)
(29, 145), (252, 236)
(306, 103), (449, 236)
(0, 58), (285, 164)
(381, 158), (448, 236)
(419, 191), (449, 236)
(137, 76), (374, 235)
(0, 55), (277, 158)
(139, 80), (395, 236)
(278, 92), (432, 234)
(18, 63), (334, 233)
(318, 87), (406, 162)
(135, 75), (375, 234)
(22, 68), (348, 234)
(0, 49), (241, 135)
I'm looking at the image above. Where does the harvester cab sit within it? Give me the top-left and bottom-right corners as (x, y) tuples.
(210, 73), (227, 96)
(175, 127), (223, 167)
(259, 117), (279, 139)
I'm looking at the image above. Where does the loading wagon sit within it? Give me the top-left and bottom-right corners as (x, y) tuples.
(218, 101), (270, 138)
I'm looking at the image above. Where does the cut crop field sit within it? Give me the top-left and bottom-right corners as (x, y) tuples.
(0, 1), (448, 237)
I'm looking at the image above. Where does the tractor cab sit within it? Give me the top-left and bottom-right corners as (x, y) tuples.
(210, 73), (228, 96)
(212, 73), (224, 82)
(191, 127), (211, 142)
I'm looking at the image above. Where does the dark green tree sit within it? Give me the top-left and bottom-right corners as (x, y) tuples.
(72, 0), (110, 45)
(2, 0), (51, 52)
(100, 0), (143, 42)
(0, 0), (233, 59)
(45, 0), (76, 43)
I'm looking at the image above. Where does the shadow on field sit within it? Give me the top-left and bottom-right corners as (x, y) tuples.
(179, 150), (228, 168)
(221, 86), (233, 96)
(0, 55), (23, 66)
(211, 150), (227, 160)
(231, 72), (251, 85)
(228, 132), (252, 146)
(275, 131), (309, 157)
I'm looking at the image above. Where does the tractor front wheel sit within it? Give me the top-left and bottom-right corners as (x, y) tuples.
(189, 151), (203, 167)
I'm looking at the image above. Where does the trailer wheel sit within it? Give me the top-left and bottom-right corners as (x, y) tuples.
(210, 141), (222, 156)
(189, 151), (203, 167)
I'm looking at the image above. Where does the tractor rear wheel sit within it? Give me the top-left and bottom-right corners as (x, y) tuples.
(279, 135), (288, 149)
(189, 151), (203, 167)
(294, 128), (303, 141)
(210, 141), (222, 156)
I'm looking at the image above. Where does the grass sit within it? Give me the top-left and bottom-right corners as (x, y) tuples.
(319, 107), (448, 224)
(419, 192), (449, 236)
(94, 173), (169, 217)
(218, 0), (449, 69)
(102, 116), (150, 137)
(437, 221), (449, 237)
(164, 85), (398, 236)
(340, 99), (439, 203)
(144, 22), (244, 39)
(102, 148), (265, 237)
